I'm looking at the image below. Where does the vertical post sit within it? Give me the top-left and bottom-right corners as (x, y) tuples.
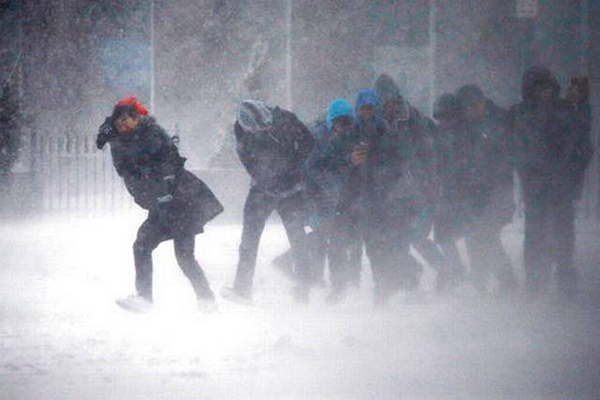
(150, 0), (155, 112)
(285, 0), (293, 110)
(428, 0), (437, 113)
(17, 0), (23, 102)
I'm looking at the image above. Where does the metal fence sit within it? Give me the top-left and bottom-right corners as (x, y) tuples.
(29, 133), (133, 213)
(23, 132), (599, 223)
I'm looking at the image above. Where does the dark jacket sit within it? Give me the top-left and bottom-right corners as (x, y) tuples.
(383, 105), (438, 205)
(353, 90), (399, 225)
(509, 67), (594, 201)
(107, 117), (223, 237)
(381, 104), (439, 239)
(435, 119), (472, 241)
(303, 119), (363, 226)
(460, 105), (515, 226)
(235, 106), (314, 197)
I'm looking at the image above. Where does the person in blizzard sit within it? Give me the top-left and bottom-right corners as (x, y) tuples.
(271, 115), (331, 287)
(509, 67), (593, 300)
(303, 98), (364, 303)
(353, 89), (422, 305)
(456, 85), (518, 297)
(222, 100), (315, 303)
(96, 96), (223, 312)
(374, 73), (446, 290)
(432, 93), (469, 291)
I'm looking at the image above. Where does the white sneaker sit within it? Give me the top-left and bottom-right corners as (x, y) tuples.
(116, 294), (153, 313)
(197, 298), (218, 313)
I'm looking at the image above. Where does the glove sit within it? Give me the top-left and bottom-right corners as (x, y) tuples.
(96, 117), (117, 149)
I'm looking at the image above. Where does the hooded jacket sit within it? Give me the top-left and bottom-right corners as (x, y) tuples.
(353, 88), (416, 225)
(375, 76), (438, 207)
(105, 116), (223, 237)
(303, 99), (361, 223)
(326, 98), (354, 130)
(509, 66), (593, 199)
(235, 106), (314, 196)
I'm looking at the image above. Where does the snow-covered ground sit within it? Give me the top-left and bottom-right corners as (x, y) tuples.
(1, 211), (599, 399)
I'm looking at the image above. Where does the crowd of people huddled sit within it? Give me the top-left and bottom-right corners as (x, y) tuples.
(97, 66), (593, 312)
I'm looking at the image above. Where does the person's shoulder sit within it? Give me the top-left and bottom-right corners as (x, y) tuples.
(274, 106), (305, 126)
(273, 106), (292, 120)
(309, 115), (327, 134)
(139, 115), (159, 129)
(312, 120), (329, 137)
(139, 116), (168, 138)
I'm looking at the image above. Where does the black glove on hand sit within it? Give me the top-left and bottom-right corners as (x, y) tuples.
(96, 117), (117, 149)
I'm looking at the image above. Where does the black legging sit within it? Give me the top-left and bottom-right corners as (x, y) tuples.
(133, 211), (213, 302)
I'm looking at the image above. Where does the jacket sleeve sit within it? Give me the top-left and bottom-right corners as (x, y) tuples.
(234, 122), (259, 180)
(143, 125), (185, 203)
(110, 144), (133, 179)
(141, 123), (183, 178)
(109, 144), (156, 209)
(289, 113), (315, 169)
(303, 134), (343, 198)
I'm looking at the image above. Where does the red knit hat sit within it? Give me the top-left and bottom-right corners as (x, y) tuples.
(115, 96), (149, 116)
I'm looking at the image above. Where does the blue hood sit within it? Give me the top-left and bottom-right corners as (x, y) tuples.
(354, 89), (384, 129)
(326, 98), (354, 130)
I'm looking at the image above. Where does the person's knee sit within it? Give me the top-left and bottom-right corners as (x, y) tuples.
(178, 258), (198, 276)
(133, 240), (153, 256)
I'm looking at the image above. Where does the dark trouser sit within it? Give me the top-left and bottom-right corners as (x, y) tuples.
(464, 221), (516, 294)
(362, 206), (422, 299)
(234, 186), (309, 296)
(327, 211), (363, 290)
(523, 188), (576, 296)
(133, 213), (214, 302)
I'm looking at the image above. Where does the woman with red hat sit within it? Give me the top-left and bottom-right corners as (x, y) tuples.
(97, 97), (223, 313)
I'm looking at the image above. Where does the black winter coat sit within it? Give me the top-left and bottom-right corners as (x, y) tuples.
(510, 99), (593, 202)
(302, 120), (363, 227)
(381, 106), (438, 213)
(460, 109), (516, 226)
(352, 118), (400, 227)
(435, 121), (472, 241)
(106, 117), (223, 238)
(235, 107), (314, 197)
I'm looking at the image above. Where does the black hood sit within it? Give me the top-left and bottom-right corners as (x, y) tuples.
(521, 66), (561, 102)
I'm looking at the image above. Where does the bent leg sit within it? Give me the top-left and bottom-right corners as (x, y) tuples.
(551, 195), (577, 298)
(133, 214), (163, 301)
(174, 234), (214, 300)
(234, 187), (275, 296)
(523, 193), (552, 296)
(278, 193), (310, 285)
